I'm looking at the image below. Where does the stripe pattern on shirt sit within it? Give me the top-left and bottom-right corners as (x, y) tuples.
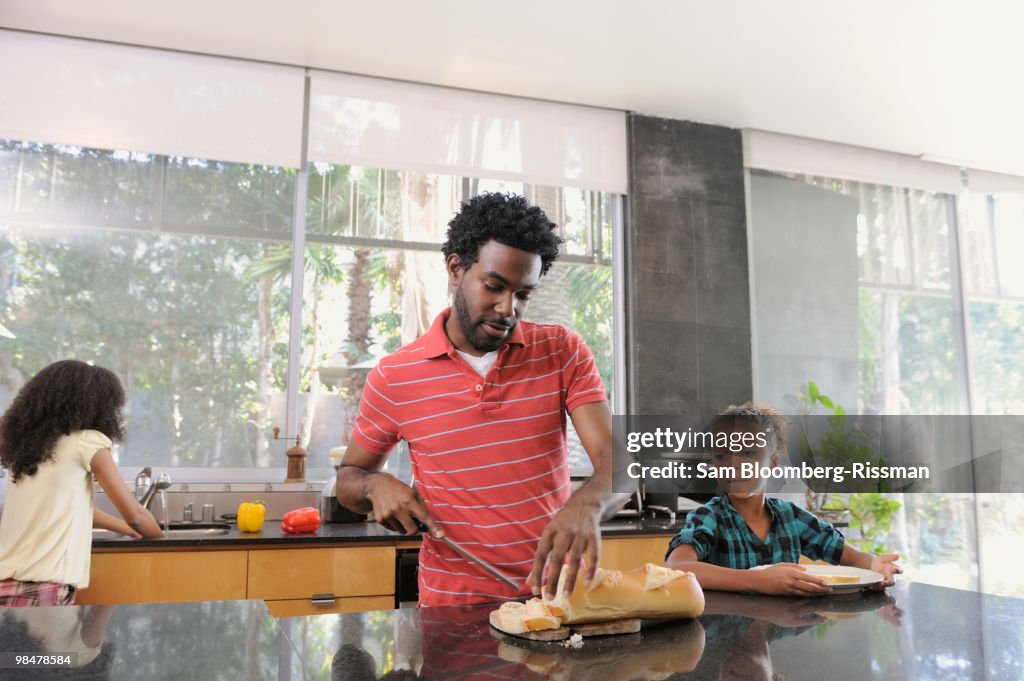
(351, 309), (607, 606)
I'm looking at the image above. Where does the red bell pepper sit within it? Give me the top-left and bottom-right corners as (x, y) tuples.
(281, 507), (321, 534)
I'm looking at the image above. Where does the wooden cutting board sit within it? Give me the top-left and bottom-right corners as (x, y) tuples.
(489, 611), (642, 641)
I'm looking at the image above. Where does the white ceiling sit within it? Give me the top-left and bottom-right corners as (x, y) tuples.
(3, 0), (1023, 175)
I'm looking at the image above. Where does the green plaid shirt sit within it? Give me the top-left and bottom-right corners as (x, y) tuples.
(666, 495), (845, 568)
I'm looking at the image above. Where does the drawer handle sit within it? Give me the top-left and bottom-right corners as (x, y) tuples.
(310, 593), (336, 605)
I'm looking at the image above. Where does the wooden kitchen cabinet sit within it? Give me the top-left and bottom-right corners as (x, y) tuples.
(77, 550), (248, 604)
(81, 545), (396, 609)
(263, 595), (395, 618)
(247, 546), (396, 607)
(79, 536), (669, 610)
(599, 535), (674, 571)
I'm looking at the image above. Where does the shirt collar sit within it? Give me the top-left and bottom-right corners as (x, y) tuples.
(422, 307), (526, 360)
(720, 493), (783, 522)
(763, 496), (784, 522)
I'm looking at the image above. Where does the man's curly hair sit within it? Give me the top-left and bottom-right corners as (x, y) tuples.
(0, 360), (126, 482)
(441, 193), (562, 276)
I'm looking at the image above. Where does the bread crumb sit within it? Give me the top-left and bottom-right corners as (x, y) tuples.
(562, 633), (584, 649)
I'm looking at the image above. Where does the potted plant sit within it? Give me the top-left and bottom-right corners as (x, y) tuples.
(790, 382), (901, 550)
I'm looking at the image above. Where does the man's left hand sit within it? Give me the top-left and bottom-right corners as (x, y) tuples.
(526, 495), (603, 601)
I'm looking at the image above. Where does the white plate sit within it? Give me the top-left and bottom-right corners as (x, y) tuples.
(799, 564), (884, 593)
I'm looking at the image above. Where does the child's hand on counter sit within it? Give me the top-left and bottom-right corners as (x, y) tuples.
(868, 553), (902, 588)
(749, 563), (833, 596)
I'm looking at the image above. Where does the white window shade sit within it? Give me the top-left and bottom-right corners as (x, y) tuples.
(967, 169), (1024, 194)
(744, 129), (963, 195)
(0, 31), (305, 168)
(308, 71), (627, 194)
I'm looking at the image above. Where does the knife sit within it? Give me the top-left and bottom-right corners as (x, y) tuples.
(439, 534), (521, 591)
(419, 520), (520, 591)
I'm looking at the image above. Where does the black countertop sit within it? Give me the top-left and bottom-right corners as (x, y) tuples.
(91, 516), (685, 549)
(278, 581), (1024, 681)
(2, 581), (1022, 679)
(0, 600), (301, 680)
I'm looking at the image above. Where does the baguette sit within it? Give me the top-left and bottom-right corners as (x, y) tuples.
(548, 563), (705, 624)
(490, 563), (704, 634)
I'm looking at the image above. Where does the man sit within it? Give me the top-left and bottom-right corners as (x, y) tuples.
(337, 192), (625, 606)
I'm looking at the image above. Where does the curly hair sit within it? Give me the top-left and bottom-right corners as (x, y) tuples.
(441, 192), (562, 276)
(710, 402), (789, 453)
(0, 360), (125, 483)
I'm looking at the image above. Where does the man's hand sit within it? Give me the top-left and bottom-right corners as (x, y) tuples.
(868, 553), (902, 588)
(749, 563), (833, 596)
(526, 495), (603, 600)
(526, 401), (627, 601)
(365, 473), (443, 539)
(336, 442), (443, 539)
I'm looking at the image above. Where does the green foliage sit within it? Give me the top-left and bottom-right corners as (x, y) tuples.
(858, 290), (962, 415)
(0, 142), (294, 467)
(793, 382), (901, 553)
(370, 311), (402, 355)
(846, 493), (901, 554)
(795, 381), (887, 494)
(904, 493), (972, 567)
(1, 145), (618, 471)
(970, 301), (1024, 414)
(564, 264), (613, 396)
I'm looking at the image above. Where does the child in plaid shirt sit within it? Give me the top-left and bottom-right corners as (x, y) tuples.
(666, 403), (901, 596)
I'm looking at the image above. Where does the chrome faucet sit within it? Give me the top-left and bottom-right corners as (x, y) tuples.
(646, 504), (677, 521)
(134, 467), (152, 502)
(137, 472), (172, 510)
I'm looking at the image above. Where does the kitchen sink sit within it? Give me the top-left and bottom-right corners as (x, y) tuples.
(163, 522), (232, 538)
(93, 522), (231, 540)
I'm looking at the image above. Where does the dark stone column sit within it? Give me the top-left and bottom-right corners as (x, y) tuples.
(625, 115), (752, 417)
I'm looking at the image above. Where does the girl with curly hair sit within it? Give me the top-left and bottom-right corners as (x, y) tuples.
(0, 360), (163, 606)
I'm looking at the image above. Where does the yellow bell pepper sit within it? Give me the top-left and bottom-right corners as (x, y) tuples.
(237, 501), (266, 533)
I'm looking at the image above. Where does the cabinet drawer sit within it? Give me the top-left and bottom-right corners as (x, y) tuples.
(247, 546), (395, 601)
(263, 595), (395, 618)
(78, 551), (248, 604)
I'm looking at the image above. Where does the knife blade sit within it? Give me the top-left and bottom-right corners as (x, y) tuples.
(417, 519), (520, 591)
(437, 534), (521, 591)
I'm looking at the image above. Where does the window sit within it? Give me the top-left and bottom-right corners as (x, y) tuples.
(961, 188), (1024, 598)
(300, 165), (616, 474)
(0, 33), (627, 484)
(750, 170), (965, 416)
(962, 193), (1024, 414)
(0, 143), (617, 475)
(0, 141), (293, 468)
(748, 166), (1024, 598)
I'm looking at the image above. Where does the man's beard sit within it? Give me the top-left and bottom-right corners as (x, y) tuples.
(453, 285), (515, 353)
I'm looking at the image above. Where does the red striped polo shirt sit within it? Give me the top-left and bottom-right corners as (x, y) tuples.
(351, 307), (607, 606)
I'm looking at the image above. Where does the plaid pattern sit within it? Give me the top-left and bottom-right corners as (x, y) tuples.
(0, 578), (76, 607)
(666, 495), (845, 568)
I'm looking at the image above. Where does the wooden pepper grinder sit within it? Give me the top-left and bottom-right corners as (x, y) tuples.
(274, 426), (307, 483)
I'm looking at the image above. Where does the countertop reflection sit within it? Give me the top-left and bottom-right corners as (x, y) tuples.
(276, 582), (1024, 681)
(2, 582), (1022, 680)
(0, 600), (302, 681)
